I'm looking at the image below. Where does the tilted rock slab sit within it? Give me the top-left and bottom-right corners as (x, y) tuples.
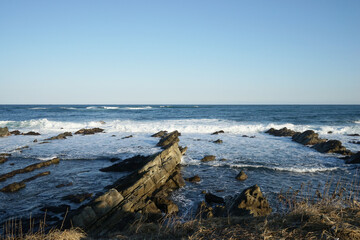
(71, 141), (184, 235)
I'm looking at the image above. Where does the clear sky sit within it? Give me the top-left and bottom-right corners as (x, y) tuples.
(0, 0), (359, 104)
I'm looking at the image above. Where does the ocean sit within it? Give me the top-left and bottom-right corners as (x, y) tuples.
(1, 105), (360, 222)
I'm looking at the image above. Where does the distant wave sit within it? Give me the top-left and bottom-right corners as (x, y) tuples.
(124, 106), (152, 110)
(103, 106), (120, 110)
(29, 107), (47, 110)
(355, 120), (360, 124)
(60, 107), (78, 110)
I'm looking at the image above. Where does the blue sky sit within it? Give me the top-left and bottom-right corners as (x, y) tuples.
(0, 0), (359, 104)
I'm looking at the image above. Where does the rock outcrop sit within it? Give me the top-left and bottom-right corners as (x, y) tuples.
(313, 140), (352, 155)
(344, 152), (360, 164)
(211, 130), (224, 135)
(292, 130), (326, 145)
(70, 132), (185, 235)
(0, 127), (11, 137)
(156, 130), (180, 149)
(213, 139), (223, 144)
(100, 155), (149, 172)
(151, 131), (168, 138)
(184, 175), (201, 183)
(0, 171), (50, 193)
(75, 128), (104, 135)
(265, 127), (299, 137)
(23, 131), (41, 136)
(46, 132), (72, 140)
(10, 130), (21, 135)
(201, 155), (216, 162)
(235, 171), (248, 181)
(228, 185), (272, 217)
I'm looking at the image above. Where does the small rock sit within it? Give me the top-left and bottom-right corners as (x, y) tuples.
(292, 130), (326, 145)
(313, 140), (352, 155)
(328, 131), (333, 134)
(344, 152), (360, 164)
(211, 130), (224, 135)
(205, 193), (225, 204)
(0, 157), (7, 164)
(201, 155), (216, 162)
(33, 139), (38, 143)
(236, 171), (248, 181)
(242, 135), (249, 138)
(56, 182), (73, 188)
(75, 128), (104, 135)
(185, 175), (201, 183)
(46, 132), (72, 140)
(220, 158), (227, 161)
(347, 134), (360, 137)
(23, 131), (41, 136)
(0, 182), (26, 192)
(349, 141), (360, 145)
(121, 135), (133, 139)
(111, 135), (116, 137)
(213, 139), (223, 144)
(201, 190), (207, 194)
(41, 204), (71, 214)
(10, 130), (21, 135)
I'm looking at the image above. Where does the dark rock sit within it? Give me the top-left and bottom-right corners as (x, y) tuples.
(220, 158), (227, 161)
(347, 134), (360, 137)
(151, 131), (168, 138)
(228, 185), (272, 217)
(292, 130), (326, 145)
(328, 131), (333, 134)
(265, 127), (298, 137)
(242, 135), (248, 138)
(41, 204), (70, 214)
(0, 171), (50, 193)
(185, 175), (201, 183)
(121, 135), (133, 139)
(23, 131), (40, 136)
(249, 136), (256, 138)
(196, 201), (214, 218)
(56, 182), (73, 188)
(0, 157), (7, 164)
(205, 193), (225, 204)
(10, 130), (21, 135)
(344, 152), (360, 164)
(201, 155), (216, 162)
(201, 190), (207, 194)
(10, 163), (14, 166)
(62, 193), (93, 203)
(0, 127), (11, 137)
(110, 157), (120, 162)
(74, 128), (104, 135)
(153, 197), (179, 214)
(100, 155), (149, 172)
(23, 171), (50, 182)
(235, 171), (248, 181)
(0, 158), (59, 182)
(313, 140), (352, 155)
(349, 141), (360, 145)
(39, 141), (50, 144)
(111, 135), (116, 137)
(179, 146), (187, 155)
(0, 153), (11, 157)
(156, 130), (180, 149)
(15, 145), (29, 151)
(46, 132), (73, 140)
(211, 130), (224, 135)
(213, 139), (223, 144)
(33, 139), (38, 142)
(215, 189), (224, 192)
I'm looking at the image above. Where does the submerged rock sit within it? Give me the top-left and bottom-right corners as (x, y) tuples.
(184, 175), (201, 183)
(292, 130), (326, 145)
(46, 132), (73, 140)
(235, 171), (248, 181)
(41, 204), (71, 214)
(0, 127), (11, 137)
(0, 171), (50, 193)
(349, 141), (360, 145)
(75, 128), (104, 135)
(313, 140), (352, 155)
(201, 155), (216, 162)
(228, 185), (272, 217)
(265, 127), (298, 137)
(56, 182), (73, 188)
(121, 135), (133, 139)
(344, 152), (360, 164)
(211, 130), (224, 135)
(347, 134), (360, 137)
(213, 139), (223, 144)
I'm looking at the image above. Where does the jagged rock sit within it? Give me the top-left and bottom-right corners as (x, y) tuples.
(344, 152), (360, 164)
(0, 158), (59, 182)
(10, 130), (21, 135)
(153, 197), (179, 214)
(211, 130), (224, 135)
(205, 193), (225, 204)
(71, 140), (184, 234)
(313, 140), (352, 155)
(151, 131), (168, 138)
(156, 130), (180, 148)
(292, 130), (326, 145)
(0, 157), (7, 164)
(236, 171), (248, 181)
(121, 135), (133, 139)
(56, 182), (73, 188)
(75, 128), (104, 135)
(213, 139), (223, 144)
(265, 127), (298, 137)
(179, 146), (187, 155)
(0, 127), (11, 137)
(196, 201), (226, 219)
(228, 185), (272, 217)
(100, 155), (149, 172)
(46, 132), (72, 140)
(185, 175), (201, 183)
(201, 155), (216, 162)
(62, 193), (93, 203)
(23, 131), (40, 135)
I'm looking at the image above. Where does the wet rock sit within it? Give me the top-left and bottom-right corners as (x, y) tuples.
(213, 139), (223, 144)
(0, 157), (7, 164)
(344, 152), (360, 164)
(349, 141), (360, 145)
(211, 130), (224, 135)
(110, 157), (120, 162)
(228, 185), (272, 217)
(46, 132), (73, 140)
(151, 130), (168, 138)
(0, 158), (59, 182)
(347, 134), (360, 137)
(23, 131), (40, 136)
(75, 128), (104, 135)
(100, 155), (149, 172)
(201, 190), (207, 194)
(56, 182), (73, 188)
(0, 153), (11, 157)
(0, 127), (11, 137)
(39, 141), (50, 144)
(33, 139), (38, 142)
(265, 127), (299, 137)
(205, 193), (225, 204)
(328, 131), (333, 134)
(153, 197), (179, 214)
(292, 130), (326, 145)
(15, 145), (29, 151)
(10, 130), (21, 135)
(99, 121), (106, 124)
(201, 155), (216, 162)
(121, 135), (133, 139)
(220, 158), (227, 161)
(236, 171), (248, 181)
(179, 146), (187, 155)
(215, 189), (224, 192)
(111, 135), (116, 137)
(0, 171), (50, 193)
(313, 140), (353, 155)
(156, 130), (181, 149)
(41, 204), (70, 214)
(242, 135), (248, 138)
(62, 193), (93, 203)
(185, 175), (201, 183)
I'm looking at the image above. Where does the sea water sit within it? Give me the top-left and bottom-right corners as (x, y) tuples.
(0, 105), (360, 221)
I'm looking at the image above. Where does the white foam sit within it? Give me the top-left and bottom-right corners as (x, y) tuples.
(29, 107), (47, 110)
(123, 106), (152, 110)
(86, 106), (98, 109)
(60, 107), (78, 110)
(103, 106), (120, 110)
(37, 156), (58, 161)
(355, 120), (360, 124)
